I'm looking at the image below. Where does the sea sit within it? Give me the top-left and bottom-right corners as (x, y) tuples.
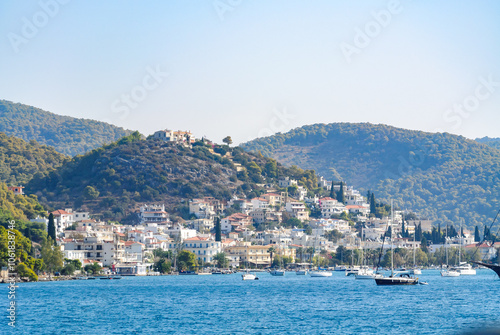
(1, 269), (499, 334)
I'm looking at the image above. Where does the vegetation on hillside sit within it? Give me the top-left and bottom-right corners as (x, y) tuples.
(28, 133), (320, 222)
(0, 132), (69, 185)
(476, 136), (500, 150)
(241, 123), (500, 229)
(0, 100), (133, 156)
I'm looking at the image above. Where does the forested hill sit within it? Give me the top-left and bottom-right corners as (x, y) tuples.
(0, 100), (133, 156)
(241, 123), (500, 229)
(0, 132), (69, 185)
(27, 132), (319, 222)
(476, 137), (500, 150)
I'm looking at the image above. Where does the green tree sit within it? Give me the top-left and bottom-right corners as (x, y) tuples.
(370, 193), (376, 215)
(41, 237), (63, 273)
(47, 213), (56, 243)
(16, 263), (38, 281)
(329, 181), (336, 199)
(215, 217), (221, 242)
(222, 136), (233, 146)
(267, 247), (276, 267)
(84, 262), (102, 275)
(213, 252), (229, 268)
(153, 258), (171, 273)
(83, 186), (100, 200)
(61, 263), (76, 276)
(474, 226), (481, 242)
(177, 250), (198, 271)
(337, 182), (345, 204)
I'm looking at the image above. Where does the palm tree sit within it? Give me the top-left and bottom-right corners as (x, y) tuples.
(306, 247), (315, 264)
(296, 247), (304, 262)
(268, 246), (276, 268)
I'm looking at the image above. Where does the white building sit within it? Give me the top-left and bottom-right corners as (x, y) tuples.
(285, 202), (309, 221)
(140, 204), (169, 224)
(319, 197), (347, 218)
(183, 237), (222, 263)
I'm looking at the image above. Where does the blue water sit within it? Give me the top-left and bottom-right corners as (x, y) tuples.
(1, 270), (499, 334)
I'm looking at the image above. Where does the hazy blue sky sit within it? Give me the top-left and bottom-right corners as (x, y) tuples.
(1, 1), (499, 144)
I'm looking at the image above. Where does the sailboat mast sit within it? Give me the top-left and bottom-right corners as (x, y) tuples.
(391, 199), (394, 277)
(459, 220), (462, 264)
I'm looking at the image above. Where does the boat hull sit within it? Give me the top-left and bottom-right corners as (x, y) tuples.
(242, 273), (257, 280)
(310, 271), (332, 277)
(441, 270), (460, 277)
(270, 270), (285, 276)
(375, 277), (418, 285)
(295, 271), (307, 275)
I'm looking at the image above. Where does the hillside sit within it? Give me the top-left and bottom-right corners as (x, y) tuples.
(0, 100), (133, 156)
(241, 123), (500, 228)
(27, 133), (319, 222)
(0, 132), (69, 185)
(476, 137), (500, 150)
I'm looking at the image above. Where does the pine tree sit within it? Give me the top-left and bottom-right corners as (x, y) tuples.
(401, 220), (406, 238)
(215, 217), (221, 242)
(474, 226), (481, 242)
(48, 213), (56, 244)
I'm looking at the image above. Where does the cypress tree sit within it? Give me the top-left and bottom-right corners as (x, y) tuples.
(474, 226), (480, 242)
(370, 194), (376, 215)
(337, 182), (345, 204)
(48, 213), (56, 244)
(401, 220), (406, 238)
(329, 181), (335, 199)
(215, 217), (221, 242)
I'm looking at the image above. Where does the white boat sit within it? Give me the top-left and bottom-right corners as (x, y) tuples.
(455, 222), (476, 275)
(454, 262), (476, 275)
(242, 229), (259, 281)
(440, 225), (460, 277)
(242, 273), (257, 280)
(355, 267), (383, 280)
(270, 269), (285, 276)
(295, 270), (308, 275)
(375, 200), (419, 286)
(441, 269), (460, 277)
(310, 271), (332, 277)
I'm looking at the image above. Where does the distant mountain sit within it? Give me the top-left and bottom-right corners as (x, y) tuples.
(27, 133), (319, 222)
(475, 137), (500, 150)
(0, 132), (69, 185)
(241, 123), (500, 228)
(0, 100), (133, 156)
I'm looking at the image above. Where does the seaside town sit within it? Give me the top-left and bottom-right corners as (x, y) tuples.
(2, 129), (497, 283)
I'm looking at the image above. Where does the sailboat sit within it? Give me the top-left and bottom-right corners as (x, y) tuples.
(441, 225), (460, 277)
(453, 221), (476, 275)
(310, 230), (332, 277)
(375, 200), (419, 286)
(411, 231), (422, 275)
(356, 227), (382, 280)
(242, 230), (258, 280)
(270, 231), (286, 276)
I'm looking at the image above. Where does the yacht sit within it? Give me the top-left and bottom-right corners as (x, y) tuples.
(310, 270), (332, 277)
(375, 200), (419, 286)
(355, 267), (383, 280)
(454, 262), (476, 275)
(270, 269), (286, 276)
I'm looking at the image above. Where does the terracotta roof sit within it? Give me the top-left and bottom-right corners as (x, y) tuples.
(184, 236), (209, 241)
(51, 210), (72, 215)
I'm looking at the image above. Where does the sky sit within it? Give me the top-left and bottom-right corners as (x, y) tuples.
(1, 0), (500, 145)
